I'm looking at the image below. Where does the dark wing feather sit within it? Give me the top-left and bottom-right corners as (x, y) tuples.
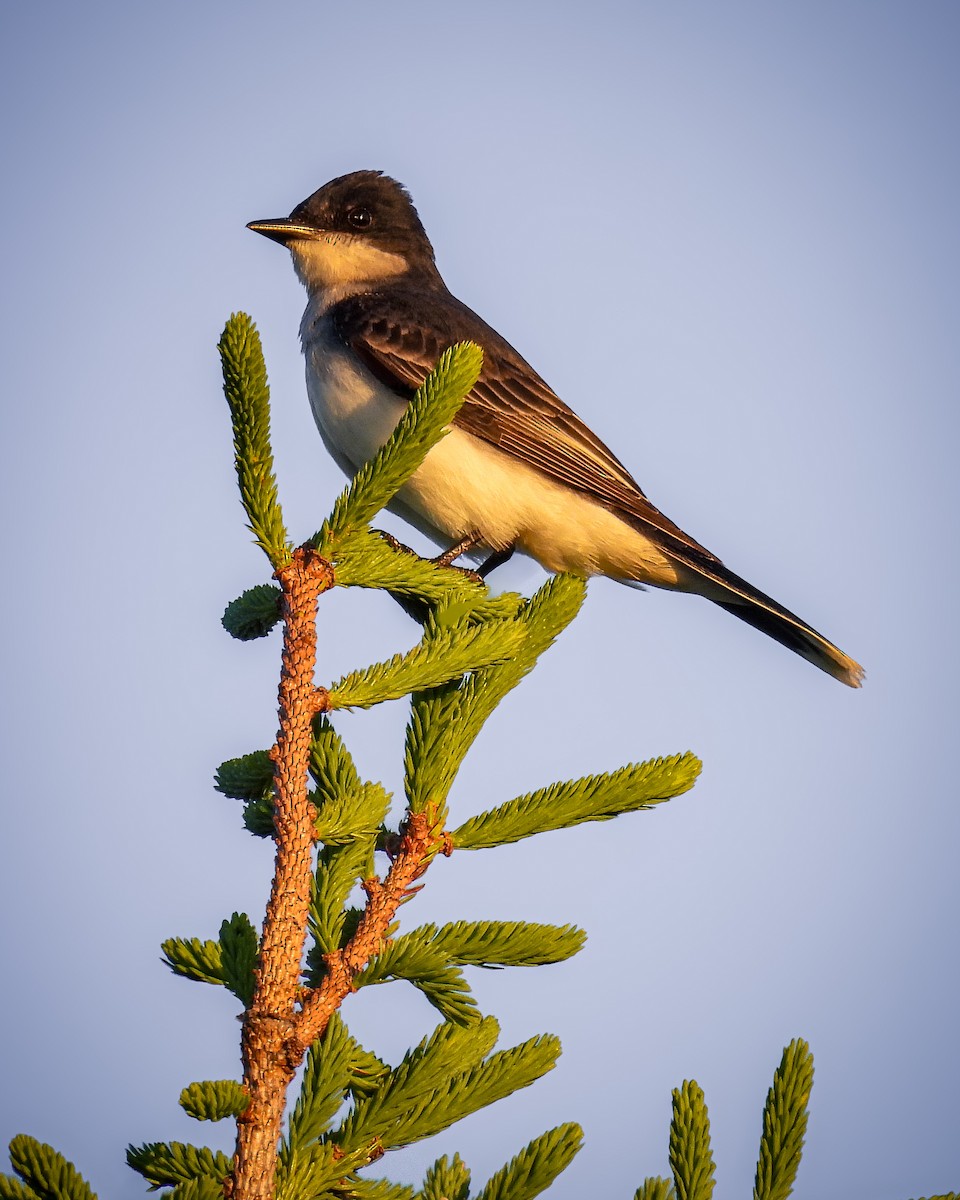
(328, 287), (863, 686)
(329, 286), (720, 565)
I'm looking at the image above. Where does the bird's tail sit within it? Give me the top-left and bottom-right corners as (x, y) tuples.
(672, 554), (864, 687)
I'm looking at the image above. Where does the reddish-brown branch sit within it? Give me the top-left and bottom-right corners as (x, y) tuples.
(226, 549), (446, 1200)
(228, 547), (333, 1200)
(292, 809), (443, 1056)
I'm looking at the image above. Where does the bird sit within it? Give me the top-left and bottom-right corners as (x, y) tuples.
(247, 170), (863, 687)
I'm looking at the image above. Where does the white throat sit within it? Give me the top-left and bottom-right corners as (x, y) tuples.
(288, 233), (409, 295)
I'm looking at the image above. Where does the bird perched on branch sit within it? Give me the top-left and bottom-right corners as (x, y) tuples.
(248, 170), (863, 687)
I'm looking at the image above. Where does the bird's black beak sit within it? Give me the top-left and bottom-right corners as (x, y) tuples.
(246, 219), (318, 246)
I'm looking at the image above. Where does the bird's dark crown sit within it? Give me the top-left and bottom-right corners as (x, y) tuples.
(290, 170), (436, 263)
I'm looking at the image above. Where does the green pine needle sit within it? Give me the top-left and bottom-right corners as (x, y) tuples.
(275, 1143), (373, 1200)
(167, 1180), (225, 1200)
(475, 1123), (583, 1200)
(669, 1080), (715, 1200)
(316, 342), (483, 550)
(336, 1018), (501, 1151)
(454, 752), (701, 850)
(215, 749), (274, 801)
(218, 314), (291, 569)
(357, 940), (481, 1026)
(159, 917), (256, 1004)
(753, 1039), (814, 1200)
(0, 1176), (36, 1200)
(404, 573), (587, 813)
(342, 1178), (417, 1200)
(346, 1043), (392, 1101)
(365, 921), (585, 976)
(218, 913), (258, 1007)
(312, 780), (392, 844)
(306, 717), (392, 842)
(342, 1027), (562, 1152)
(329, 617), (526, 710)
(5, 1138), (96, 1200)
(310, 716), (363, 796)
(328, 526), (486, 603)
(221, 584), (283, 641)
(286, 1014), (354, 1150)
(124, 1143), (231, 1190)
(429, 918), (586, 966)
(161, 937), (224, 987)
(178, 1080), (248, 1122)
(242, 795), (276, 837)
(419, 1154), (471, 1200)
(635, 1180), (677, 1200)
(309, 841), (375, 959)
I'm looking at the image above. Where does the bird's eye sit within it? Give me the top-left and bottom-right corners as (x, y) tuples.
(346, 207), (373, 229)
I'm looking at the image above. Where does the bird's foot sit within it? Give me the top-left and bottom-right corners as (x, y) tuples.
(375, 530), (417, 558)
(432, 530), (483, 568)
(373, 529), (485, 586)
(477, 545), (515, 578)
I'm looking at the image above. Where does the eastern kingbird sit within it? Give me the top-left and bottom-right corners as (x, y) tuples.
(248, 170), (863, 687)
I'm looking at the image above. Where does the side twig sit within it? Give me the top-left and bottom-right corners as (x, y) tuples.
(293, 807), (445, 1055)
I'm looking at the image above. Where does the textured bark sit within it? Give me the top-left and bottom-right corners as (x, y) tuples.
(228, 548), (332, 1200)
(226, 549), (445, 1200)
(293, 808), (442, 1056)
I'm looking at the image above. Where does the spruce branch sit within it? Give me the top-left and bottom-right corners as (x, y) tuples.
(335, 1020), (561, 1152)
(168, 1182), (226, 1200)
(330, 526), (490, 602)
(404, 573), (587, 814)
(293, 805), (451, 1055)
(336, 1017), (501, 1152)
(230, 546), (334, 1200)
(285, 1014), (354, 1151)
(222, 585), (284, 641)
(328, 617), (526, 710)
(160, 916), (257, 1005)
(752, 1039), (814, 1200)
(180, 1081), (249, 1122)
(419, 1154), (470, 1200)
(125, 1142), (231, 1190)
(474, 1123), (583, 1200)
(453, 753), (701, 850)
(359, 921), (585, 985)
(425, 918), (586, 966)
(273, 1143), (375, 1200)
(0, 1178), (35, 1200)
(3, 1138), (96, 1200)
(309, 839), (377, 958)
(161, 935), (225, 988)
(345, 1182), (416, 1200)
(220, 913), (259, 1007)
(669, 1080), (715, 1200)
(216, 750), (275, 801)
(218, 314), (291, 570)
(635, 1180), (676, 1200)
(356, 939), (481, 1026)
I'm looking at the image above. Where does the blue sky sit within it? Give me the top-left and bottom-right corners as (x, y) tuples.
(1, 3), (958, 1197)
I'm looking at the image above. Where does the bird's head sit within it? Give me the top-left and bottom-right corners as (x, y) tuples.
(247, 170), (439, 293)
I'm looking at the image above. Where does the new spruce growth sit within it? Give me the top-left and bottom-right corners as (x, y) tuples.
(1, 314), (951, 1200)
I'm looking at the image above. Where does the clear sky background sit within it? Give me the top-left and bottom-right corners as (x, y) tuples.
(1, 3), (958, 1197)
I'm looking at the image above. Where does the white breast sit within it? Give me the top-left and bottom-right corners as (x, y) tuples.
(301, 315), (681, 588)
(304, 320), (407, 477)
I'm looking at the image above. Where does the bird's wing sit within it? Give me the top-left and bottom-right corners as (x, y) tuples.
(329, 288), (720, 564)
